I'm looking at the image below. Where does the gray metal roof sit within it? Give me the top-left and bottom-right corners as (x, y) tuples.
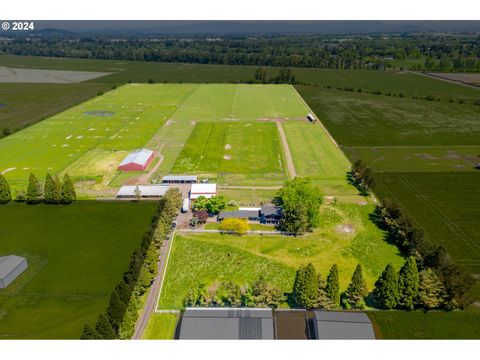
(179, 308), (274, 340)
(313, 311), (375, 339)
(260, 206), (282, 217)
(0, 255), (26, 279)
(162, 175), (197, 181)
(218, 210), (260, 219)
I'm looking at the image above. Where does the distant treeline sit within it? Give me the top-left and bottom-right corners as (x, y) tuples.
(1, 33), (479, 72)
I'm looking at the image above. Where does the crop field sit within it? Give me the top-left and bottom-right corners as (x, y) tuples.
(374, 172), (480, 273)
(0, 82), (109, 135)
(158, 203), (403, 309)
(369, 311), (480, 339)
(0, 201), (156, 339)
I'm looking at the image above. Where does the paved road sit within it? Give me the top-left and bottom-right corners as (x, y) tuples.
(132, 230), (175, 339)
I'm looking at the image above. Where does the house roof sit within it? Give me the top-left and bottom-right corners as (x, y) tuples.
(0, 255), (26, 279)
(260, 205), (282, 217)
(119, 149), (153, 167)
(218, 210), (260, 219)
(162, 175), (197, 182)
(116, 185), (170, 197)
(178, 308), (274, 340)
(190, 183), (217, 194)
(313, 311), (375, 339)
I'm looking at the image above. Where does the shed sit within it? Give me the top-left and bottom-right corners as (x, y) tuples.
(116, 185), (170, 199)
(162, 175), (197, 184)
(178, 308), (274, 340)
(0, 255), (28, 288)
(312, 311), (375, 339)
(118, 149), (154, 172)
(189, 183), (217, 199)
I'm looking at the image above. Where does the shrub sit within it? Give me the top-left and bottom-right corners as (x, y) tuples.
(219, 218), (250, 235)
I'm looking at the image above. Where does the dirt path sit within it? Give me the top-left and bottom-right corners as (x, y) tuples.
(132, 229), (176, 339)
(276, 122), (297, 179)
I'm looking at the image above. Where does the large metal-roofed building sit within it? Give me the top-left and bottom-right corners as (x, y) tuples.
(0, 255), (28, 288)
(178, 308), (274, 340)
(189, 183), (217, 199)
(116, 185), (170, 199)
(161, 175), (197, 184)
(312, 311), (375, 339)
(117, 149), (154, 172)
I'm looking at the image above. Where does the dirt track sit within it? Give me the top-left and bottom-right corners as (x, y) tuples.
(276, 122), (297, 179)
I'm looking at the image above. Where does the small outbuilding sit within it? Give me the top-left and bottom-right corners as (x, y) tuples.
(118, 149), (154, 172)
(312, 311), (375, 339)
(189, 183), (217, 200)
(306, 113), (316, 123)
(116, 185), (170, 199)
(0, 255), (28, 288)
(177, 308), (274, 340)
(162, 175), (197, 184)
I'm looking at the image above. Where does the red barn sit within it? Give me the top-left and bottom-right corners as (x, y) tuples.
(118, 149), (154, 172)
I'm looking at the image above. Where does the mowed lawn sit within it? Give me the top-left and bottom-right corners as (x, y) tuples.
(0, 201), (156, 339)
(374, 172), (480, 273)
(282, 121), (357, 197)
(159, 203), (403, 309)
(171, 122), (285, 177)
(369, 311), (480, 339)
(142, 314), (178, 340)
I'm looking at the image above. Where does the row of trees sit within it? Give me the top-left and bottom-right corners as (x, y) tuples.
(274, 177), (324, 234)
(184, 277), (285, 309)
(81, 189), (182, 339)
(350, 160), (375, 195)
(253, 67), (297, 84)
(0, 173), (76, 204)
(375, 199), (474, 308)
(3, 34), (479, 71)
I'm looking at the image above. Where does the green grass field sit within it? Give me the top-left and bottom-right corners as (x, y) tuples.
(142, 313), (178, 340)
(369, 311), (480, 339)
(159, 203), (403, 309)
(0, 201), (156, 339)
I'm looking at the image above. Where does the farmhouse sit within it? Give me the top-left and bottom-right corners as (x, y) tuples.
(189, 183), (217, 199)
(312, 311), (375, 339)
(177, 308), (274, 340)
(116, 185), (170, 199)
(0, 255), (28, 288)
(162, 175), (197, 184)
(217, 205), (282, 224)
(117, 149), (154, 171)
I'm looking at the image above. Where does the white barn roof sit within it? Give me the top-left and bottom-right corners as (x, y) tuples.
(190, 183), (217, 199)
(119, 149), (153, 167)
(117, 185), (170, 197)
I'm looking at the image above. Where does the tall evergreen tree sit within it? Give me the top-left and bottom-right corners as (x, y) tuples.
(0, 173), (11, 204)
(418, 269), (446, 309)
(398, 257), (419, 310)
(342, 264), (368, 309)
(95, 313), (116, 339)
(326, 264), (340, 306)
(26, 173), (43, 204)
(374, 263), (399, 309)
(107, 289), (127, 332)
(61, 173), (76, 204)
(80, 324), (100, 340)
(292, 263), (319, 309)
(44, 173), (61, 204)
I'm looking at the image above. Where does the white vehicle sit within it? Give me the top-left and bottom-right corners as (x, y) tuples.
(182, 198), (190, 213)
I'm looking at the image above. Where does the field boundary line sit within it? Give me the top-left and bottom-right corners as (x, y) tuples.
(276, 121), (297, 179)
(154, 229), (176, 313)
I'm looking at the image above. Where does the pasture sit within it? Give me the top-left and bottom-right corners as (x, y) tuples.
(142, 313), (178, 340)
(0, 201), (157, 339)
(158, 203), (403, 310)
